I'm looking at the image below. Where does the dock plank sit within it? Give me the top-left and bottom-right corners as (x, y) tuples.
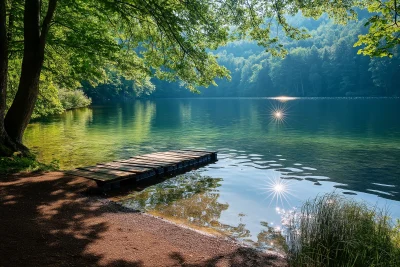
(145, 153), (199, 162)
(169, 151), (211, 161)
(119, 159), (177, 172)
(151, 152), (199, 159)
(78, 167), (135, 177)
(133, 155), (184, 163)
(97, 163), (152, 173)
(130, 156), (185, 168)
(64, 149), (217, 187)
(66, 169), (119, 182)
(113, 161), (165, 171)
(96, 165), (155, 179)
(123, 158), (175, 166)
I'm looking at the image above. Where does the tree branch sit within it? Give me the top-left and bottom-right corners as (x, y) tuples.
(40, 0), (57, 46)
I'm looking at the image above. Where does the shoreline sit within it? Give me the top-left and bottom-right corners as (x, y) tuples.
(0, 171), (287, 266)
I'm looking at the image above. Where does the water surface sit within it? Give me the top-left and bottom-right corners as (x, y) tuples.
(24, 98), (400, 251)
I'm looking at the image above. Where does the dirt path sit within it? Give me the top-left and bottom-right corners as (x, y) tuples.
(0, 172), (287, 267)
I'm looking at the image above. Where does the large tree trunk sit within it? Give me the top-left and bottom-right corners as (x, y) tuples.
(0, 0), (13, 156)
(4, 0), (56, 147)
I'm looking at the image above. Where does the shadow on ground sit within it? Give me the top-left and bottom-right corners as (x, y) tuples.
(0, 172), (286, 267)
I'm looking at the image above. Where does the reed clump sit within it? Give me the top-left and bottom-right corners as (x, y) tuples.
(286, 193), (400, 267)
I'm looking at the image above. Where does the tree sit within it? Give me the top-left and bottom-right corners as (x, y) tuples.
(0, 0), (232, 155)
(369, 48), (400, 95)
(0, 0), (392, 156)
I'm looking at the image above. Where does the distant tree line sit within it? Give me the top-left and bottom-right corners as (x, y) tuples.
(151, 15), (400, 98)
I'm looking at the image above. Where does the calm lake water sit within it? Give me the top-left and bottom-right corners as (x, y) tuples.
(24, 98), (400, 251)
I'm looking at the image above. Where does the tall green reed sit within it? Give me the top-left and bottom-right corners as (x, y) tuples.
(285, 193), (400, 267)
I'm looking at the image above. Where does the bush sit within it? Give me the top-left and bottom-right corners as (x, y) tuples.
(285, 193), (400, 267)
(59, 89), (91, 110)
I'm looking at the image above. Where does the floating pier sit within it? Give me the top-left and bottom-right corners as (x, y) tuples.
(65, 149), (217, 189)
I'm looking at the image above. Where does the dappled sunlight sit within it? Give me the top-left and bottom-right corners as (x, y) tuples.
(2, 172), (281, 266)
(0, 172), (125, 266)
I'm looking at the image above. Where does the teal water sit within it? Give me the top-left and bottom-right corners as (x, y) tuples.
(24, 98), (400, 251)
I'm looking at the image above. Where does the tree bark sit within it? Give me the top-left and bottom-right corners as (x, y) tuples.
(0, 0), (7, 125)
(0, 0), (13, 156)
(4, 0), (57, 146)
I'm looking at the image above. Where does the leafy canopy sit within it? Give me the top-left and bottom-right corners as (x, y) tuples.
(355, 0), (400, 57)
(6, 0), (363, 89)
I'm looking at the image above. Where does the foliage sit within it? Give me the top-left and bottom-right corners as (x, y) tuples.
(7, 68), (90, 118)
(285, 193), (400, 267)
(355, 0), (400, 57)
(59, 88), (91, 110)
(7, 61), (65, 119)
(5, 0), (233, 94)
(0, 154), (59, 175)
(81, 72), (154, 103)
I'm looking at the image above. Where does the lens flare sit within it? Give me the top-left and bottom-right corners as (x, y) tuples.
(274, 111), (283, 119)
(259, 173), (295, 208)
(270, 108), (286, 124)
(274, 183), (285, 193)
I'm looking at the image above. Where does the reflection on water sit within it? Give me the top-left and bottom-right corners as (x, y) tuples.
(119, 171), (287, 252)
(25, 101), (156, 168)
(120, 173), (228, 232)
(261, 172), (295, 208)
(120, 173), (226, 222)
(271, 96), (297, 102)
(24, 98), (400, 251)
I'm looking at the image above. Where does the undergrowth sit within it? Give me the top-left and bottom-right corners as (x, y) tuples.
(0, 153), (59, 175)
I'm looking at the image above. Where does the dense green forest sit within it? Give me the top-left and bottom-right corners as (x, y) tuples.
(82, 13), (400, 101)
(150, 14), (400, 98)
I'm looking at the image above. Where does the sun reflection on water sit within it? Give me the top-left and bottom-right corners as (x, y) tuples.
(270, 108), (287, 124)
(261, 173), (295, 208)
(270, 96), (297, 102)
(274, 111), (283, 119)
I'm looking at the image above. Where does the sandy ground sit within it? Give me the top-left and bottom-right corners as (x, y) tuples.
(0, 171), (287, 267)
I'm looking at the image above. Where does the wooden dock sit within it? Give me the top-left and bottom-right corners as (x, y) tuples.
(65, 149), (217, 189)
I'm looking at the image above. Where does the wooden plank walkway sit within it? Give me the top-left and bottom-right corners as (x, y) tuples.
(65, 149), (217, 189)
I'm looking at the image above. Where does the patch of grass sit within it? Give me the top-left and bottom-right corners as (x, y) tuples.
(286, 193), (400, 267)
(0, 153), (59, 175)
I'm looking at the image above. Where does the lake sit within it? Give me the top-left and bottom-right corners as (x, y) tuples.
(24, 97), (400, 251)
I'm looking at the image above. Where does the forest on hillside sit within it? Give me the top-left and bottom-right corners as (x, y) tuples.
(151, 14), (400, 98)
(83, 13), (400, 102)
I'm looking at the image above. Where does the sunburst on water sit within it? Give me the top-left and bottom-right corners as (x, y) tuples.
(260, 173), (295, 208)
(270, 107), (288, 124)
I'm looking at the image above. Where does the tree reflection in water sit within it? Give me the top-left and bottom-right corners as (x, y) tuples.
(255, 221), (287, 253)
(120, 172), (228, 230)
(120, 172), (287, 252)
